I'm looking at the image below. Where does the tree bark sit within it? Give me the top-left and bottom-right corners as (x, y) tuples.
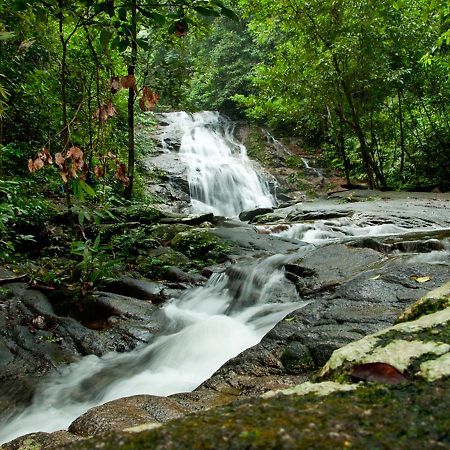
(58, 0), (69, 151)
(124, 0), (137, 199)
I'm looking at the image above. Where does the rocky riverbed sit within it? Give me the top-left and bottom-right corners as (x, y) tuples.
(0, 189), (449, 448)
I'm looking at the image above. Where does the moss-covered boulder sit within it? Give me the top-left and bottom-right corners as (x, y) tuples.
(171, 229), (229, 264)
(320, 283), (450, 383)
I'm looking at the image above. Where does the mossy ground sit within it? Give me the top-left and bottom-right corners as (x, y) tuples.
(55, 379), (450, 450)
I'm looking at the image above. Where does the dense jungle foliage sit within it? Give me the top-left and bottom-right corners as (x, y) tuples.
(0, 0), (449, 275)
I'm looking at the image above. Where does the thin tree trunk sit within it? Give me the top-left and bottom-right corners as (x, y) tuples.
(58, 0), (69, 151)
(398, 90), (405, 177)
(125, 0), (137, 199)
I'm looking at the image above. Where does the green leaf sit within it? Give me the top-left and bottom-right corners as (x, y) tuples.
(118, 7), (127, 21)
(0, 32), (15, 41)
(100, 29), (113, 49)
(220, 6), (239, 21)
(194, 6), (221, 17)
(79, 180), (96, 197)
(138, 8), (166, 25)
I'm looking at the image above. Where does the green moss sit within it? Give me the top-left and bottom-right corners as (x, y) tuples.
(54, 379), (450, 450)
(171, 230), (229, 264)
(396, 297), (450, 324)
(245, 130), (278, 167)
(280, 341), (315, 374)
(136, 249), (191, 278)
(148, 224), (191, 244)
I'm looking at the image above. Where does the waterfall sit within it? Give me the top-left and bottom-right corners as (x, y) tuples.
(156, 111), (275, 217)
(0, 255), (307, 444)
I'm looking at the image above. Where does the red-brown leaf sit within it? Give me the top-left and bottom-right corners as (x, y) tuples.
(139, 86), (159, 112)
(28, 158), (34, 173)
(109, 76), (121, 94)
(33, 158), (44, 171)
(55, 152), (65, 169)
(116, 163), (130, 186)
(350, 362), (408, 385)
(120, 74), (136, 90)
(105, 101), (117, 118)
(94, 165), (104, 178)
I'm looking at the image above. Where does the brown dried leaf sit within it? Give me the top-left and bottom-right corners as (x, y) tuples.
(33, 158), (44, 171)
(116, 163), (130, 186)
(139, 86), (159, 112)
(350, 362), (408, 385)
(174, 20), (188, 37)
(120, 74), (136, 90)
(109, 76), (121, 94)
(94, 165), (104, 178)
(105, 101), (117, 118)
(28, 159), (34, 173)
(55, 152), (65, 169)
(60, 171), (68, 183)
(67, 147), (84, 170)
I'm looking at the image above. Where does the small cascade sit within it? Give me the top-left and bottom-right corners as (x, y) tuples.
(0, 255), (307, 444)
(156, 112), (275, 217)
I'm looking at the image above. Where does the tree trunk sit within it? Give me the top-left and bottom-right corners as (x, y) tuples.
(124, 0), (137, 199)
(58, 0), (69, 151)
(398, 90), (405, 177)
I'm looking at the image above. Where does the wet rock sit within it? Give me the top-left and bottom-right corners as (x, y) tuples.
(164, 267), (207, 285)
(1, 431), (81, 450)
(103, 277), (167, 304)
(287, 208), (352, 222)
(93, 292), (158, 319)
(68, 395), (188, 437)
(238, 207), (274, 222)
(161, 213), (216, 226)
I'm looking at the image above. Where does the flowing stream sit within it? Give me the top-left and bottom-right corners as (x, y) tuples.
(156, 111), (275, 217)
(0, 255), (307, 444)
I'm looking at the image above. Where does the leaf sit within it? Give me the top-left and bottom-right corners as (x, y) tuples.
(138, 10), (166, 26)
(100, 29), (113, 49)
(194, 6), (221, 17)
(109, 76), (121, 94)
(173, 20), (189, 37)
(94, 165), (104, 178)
(411, 275), (432, 283)
(370, 275), (381, 280)
(55, 152), (65, 169)
(220, 6), (239, 21)
(79, 179), (96, 197)
(120, 75), (136, 90)
(116, 163), (130, 186)
(105, 101), (117, 117)
(139, 86), (159, 112)
(415, 276), (431, 283)
(350, 362), (408, 385)
(0, 32), (15, 41)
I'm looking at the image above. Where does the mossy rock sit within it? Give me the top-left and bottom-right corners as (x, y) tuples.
(136, 249), (190, 279)
(280, 341), (315, 374)
(396, 281), (450, 324)
(44, 379), (450, 450)
(171, 230), (229, 263)
(148, 224), (191, 244)
(117, 205), (165, 224)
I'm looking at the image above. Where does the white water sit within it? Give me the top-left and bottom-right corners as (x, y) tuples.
(157, 111), (275, 217)
(271, 214), (446, 245)
(0, 255), (307, 444)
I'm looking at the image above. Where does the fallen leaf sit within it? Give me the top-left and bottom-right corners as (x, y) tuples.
(370, 275), (381, 280)
(350, 362), (408, 385)
(414, 276), (431, 283)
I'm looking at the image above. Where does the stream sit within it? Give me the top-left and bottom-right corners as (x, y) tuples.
(1, 112), (449, 445)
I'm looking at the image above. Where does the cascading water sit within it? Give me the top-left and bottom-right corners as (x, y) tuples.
(0, 255), (308, 444)
(156, 111), (275, 217)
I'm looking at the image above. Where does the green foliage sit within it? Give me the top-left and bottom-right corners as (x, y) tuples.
(70, 235), (121, 285)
